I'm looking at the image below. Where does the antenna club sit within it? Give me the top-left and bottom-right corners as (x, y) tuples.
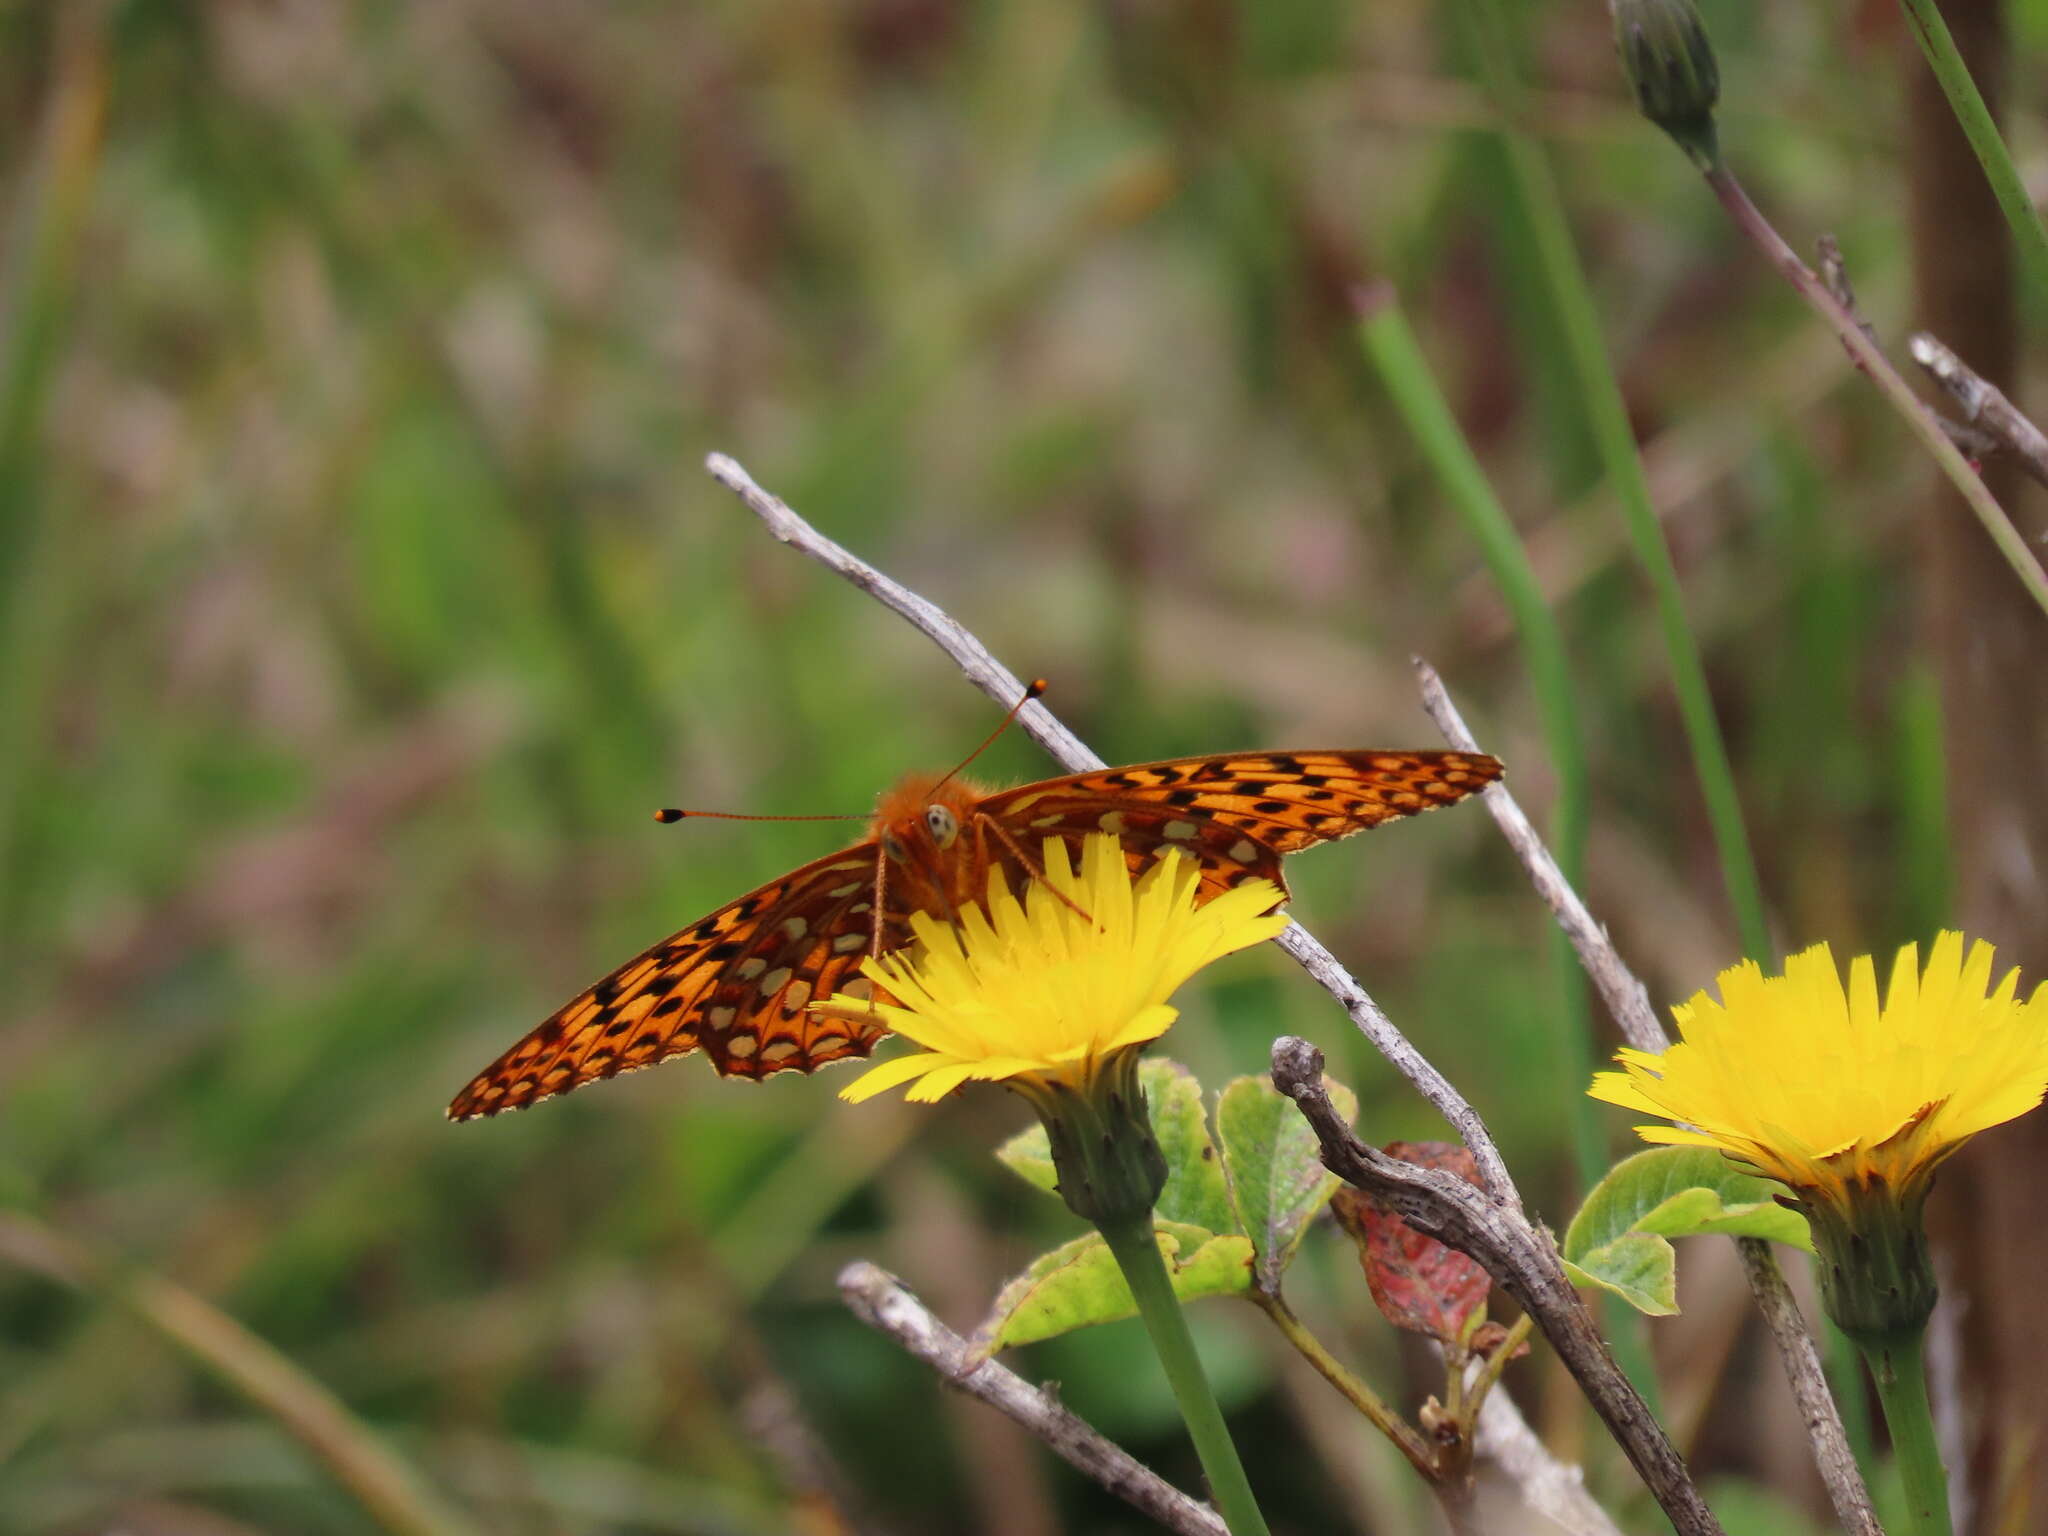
(1025, 678), (1047, 700)
(653, 808), (686, 823)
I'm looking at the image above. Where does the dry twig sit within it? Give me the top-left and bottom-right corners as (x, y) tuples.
(1411, 661), (1662, 1053)
(704, 451), (1513, 1196)
(1472, 1390), (1624, 1536)
(839, 1262), (1227, 1536)
(1410, 659), (1883, 1536)
(1910, 331), (2048, 492)
(706, 452), (1655, 1529)
(1270, 1038), (1722, 1536)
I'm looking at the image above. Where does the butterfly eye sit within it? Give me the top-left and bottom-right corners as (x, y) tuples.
(924, 804), (960, 848)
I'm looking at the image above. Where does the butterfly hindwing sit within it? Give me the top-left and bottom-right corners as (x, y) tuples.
(447, 842), (889, 1119)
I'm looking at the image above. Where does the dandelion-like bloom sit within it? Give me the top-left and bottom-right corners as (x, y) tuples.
(834, 834), (1286, 1108)
(1591, 932), (2048, 1341)
(826, 834), (1287, 1536)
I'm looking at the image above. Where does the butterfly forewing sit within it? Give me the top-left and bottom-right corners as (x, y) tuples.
(979, 749), (1502, 896)
(448, 842), (893, 1119)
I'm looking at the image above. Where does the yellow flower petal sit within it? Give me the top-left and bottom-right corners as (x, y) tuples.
(1588, 933), (2048, 1204)
(829, 834), (1287, 1103)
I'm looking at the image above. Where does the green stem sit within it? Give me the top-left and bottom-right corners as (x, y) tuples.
(1355, 292), (1602, 1184)
(1856, 1329), (1953, 1536)
(1462, 1313), (1535, 1420)
(1892, 0), (2048, 300)
(1096, 1214), (1271, 1536)
(1458, 0), (1772, 961)
(1703, 167), (2048, 620)
(1250, 1290), (1435, 1477)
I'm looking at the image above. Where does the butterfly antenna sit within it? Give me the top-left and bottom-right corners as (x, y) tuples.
(653, 808), (868, 825)
(932, 678), (1047, 795)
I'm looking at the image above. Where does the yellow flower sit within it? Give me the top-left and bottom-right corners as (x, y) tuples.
(831, 834), (1287, 1105)
(1590, 933), (2048, 1204)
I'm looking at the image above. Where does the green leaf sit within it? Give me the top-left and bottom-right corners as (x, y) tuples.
(994, 1060), (1240, 1236)
(1215, 1072), (1357, 1294)
(974, 1221), (1256, 1352)
(1144, 1059), (1238, 1234)
(1562, 1146), (1813, 1315)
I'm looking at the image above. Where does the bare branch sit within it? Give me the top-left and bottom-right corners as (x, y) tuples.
(1473, 1390), (1625, 1536)
(1814, 234), (2013, 467)
(1815, 234), (1883, 354)
(1410, 663), (1885, 1536)
(1736, 1240), (1883, 1536)
(709, 453), (1685, 1528)
(1411, 660), (1663, 1053)
(1270, 1038), (1724, 1536)
(838, 1262), (1227, 1536)
(705, 452), (1515, 1199)
(1910, 332), (2048, 492)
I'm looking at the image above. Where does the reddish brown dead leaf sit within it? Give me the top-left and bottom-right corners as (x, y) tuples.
(1329, 1141), (1492, 1347)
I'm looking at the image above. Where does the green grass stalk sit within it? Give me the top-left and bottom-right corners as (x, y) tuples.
(1356, 291), (1672, 1418)
(0, 1213), (480, 1536)
(1457, 0), (1772, 962)
(1892, 0), (2048, 300)
(1353, 293), (1601, 1184)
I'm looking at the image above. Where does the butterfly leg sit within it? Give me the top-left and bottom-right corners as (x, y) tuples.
(972, 812), (1095, 922)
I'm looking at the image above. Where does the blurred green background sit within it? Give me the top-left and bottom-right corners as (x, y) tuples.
(5, 2), (2043, 1533)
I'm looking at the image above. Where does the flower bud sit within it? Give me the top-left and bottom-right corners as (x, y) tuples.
(1612, 0), (1723, 170)
(1015, 1044), (1169, 1228)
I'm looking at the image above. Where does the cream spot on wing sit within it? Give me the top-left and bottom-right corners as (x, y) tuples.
(809, 1033), (848, 1055)
(1031, 814), (1064, 829)
(840, 977), (874, 1001)
(780, 979), (812, 1014)
(758, 966), (794, 996)
(1098, 811), (1126, 835)
(848, 902), (873, 915)
(781, 916), (809, 942)
(1229, 838), (1259, 864)
(736, 957), (767, 981)
(760, 1040), (800, 1063)
(726, 1034), (757, 1058)
(828, 881), (863, 899)
(707, 1005), (737, 1032)
(832, 932), (867, 954)
(1164, 819), (1199, 842)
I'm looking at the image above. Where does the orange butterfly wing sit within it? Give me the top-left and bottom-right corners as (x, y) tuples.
(447, 842), (908, 1119)
(976, 749), (1503, 899)
(451, 748), (1501, 1119)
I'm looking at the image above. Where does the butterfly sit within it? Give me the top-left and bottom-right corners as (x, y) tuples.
(448, 720), (1501, 1119)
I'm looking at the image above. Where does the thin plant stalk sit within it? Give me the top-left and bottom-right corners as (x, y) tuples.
(1705, 166), (2048, 620)
(1892, 0), (2048, 300)
(1251, 1290), (1435, 1477)
(1097, 1213), (1272, 1536)
(1456, 0), (1773, 961)
(1356, 299), (1681, 1415)
(0, 1213), (479, 1536)
(1354, 291), (1603, 1185)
